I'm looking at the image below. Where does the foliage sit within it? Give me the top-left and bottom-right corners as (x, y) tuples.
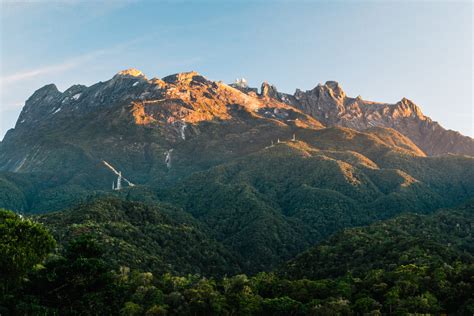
(1, 200), (473, 315)
(0, 209), (55, 300)
(281, 200), (474, 280)
(157, 143), (471, 272)
(35, 198), (242, 277)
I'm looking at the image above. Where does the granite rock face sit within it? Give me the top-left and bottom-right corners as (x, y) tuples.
(1, 69), (472, 184)
(1, 69), (473, 217)
(0, 69), (322, 178)
(260, 82), (279, 99)
(264, 81), (473, 156)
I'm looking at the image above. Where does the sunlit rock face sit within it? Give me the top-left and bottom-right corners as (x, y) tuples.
(250, 80), (473, 156)
(0, 69), (324, 185)
(116, 68), (146, 78)
(0, 68), (472, 187)
(260, 82), (279, 99)
(1, 68), (473, 217)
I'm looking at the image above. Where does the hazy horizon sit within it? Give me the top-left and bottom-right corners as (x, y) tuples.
(1, 0), (472, 140)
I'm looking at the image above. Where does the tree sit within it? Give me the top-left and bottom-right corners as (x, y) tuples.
(262, 296), (303, 315)
(0, 209), (55, 298)
(184, 279), (226, 315)
(121, 301), (143, 316)
(353, 296), (381, 314)
(25, 235), (126, 315)
(223, 275), (262, 315)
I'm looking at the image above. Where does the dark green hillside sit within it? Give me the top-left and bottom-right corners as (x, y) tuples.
(159, 141), (468, 272)
(2, 125), (472, 275)
(1, 123), (472, 215)
(35, 198), (242, 276)
(2, 202), (473, 315)
(282, 199), (474, 280)
(0, 174), (28, 212)
(0, 170), (108, 213)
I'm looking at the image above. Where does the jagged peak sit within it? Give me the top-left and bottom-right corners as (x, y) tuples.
(162, 71), (206, 84)
(64, 84), (87, 95)
(400, 97), (414, 104)
(323, 81), (345, 99)
(396, 97), (424, 118)
(27, 84), (61, 102)
(260, 81), (278, 98)
(36, 83), (59, 93)
(324, 81), (340, 89)
(177, 71), (202, 81)
(115, 68), (146, 78)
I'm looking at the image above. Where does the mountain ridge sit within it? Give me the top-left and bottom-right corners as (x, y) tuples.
(0, 69), (472, 217)
(256, 79), (473, 156)
(1, 69), (473, 315)
(5, 69), (472, 157)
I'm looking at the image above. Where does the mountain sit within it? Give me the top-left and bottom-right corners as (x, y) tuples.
(1, 69), (473, 315)
(156, 140), (473, 272)
(0, 69), (320, 183)
(254, 80), (474, 156)
(0, 69), (473, 270)
(0, 69), (472, 213)
(0, 69), (473, 271)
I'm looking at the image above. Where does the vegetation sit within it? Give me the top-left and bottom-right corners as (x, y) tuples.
(1, 113), (473, 314)
(282, 199), (474, 279)
(35, 198), (242, 277)
(0, 209), (55, 314)
(1, 63), (473, 315)
(1, 123), (473, 216)
(157, 143), (471, 272)
(1, 200), (472, 315)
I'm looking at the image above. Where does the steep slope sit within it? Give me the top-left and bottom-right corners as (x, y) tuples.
(0, 69), (321, 192)
(281, 199), (474, 280)
(158, 139), (473, 272)
(258, 80), (474, 156)
(2, 68), (457, 214)
(35, 198), (242, 276)
(0, 69), (472, 272)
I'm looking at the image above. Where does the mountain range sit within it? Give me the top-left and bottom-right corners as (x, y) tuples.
(1, 69), (473, 315)
(0, 68), (472, 268)
(256, 80), (474, 156)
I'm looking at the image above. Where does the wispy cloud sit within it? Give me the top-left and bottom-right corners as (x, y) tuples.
(0, 37), (143, 87)
(1, 62), (77, 85)
(0, 49), (107, 86)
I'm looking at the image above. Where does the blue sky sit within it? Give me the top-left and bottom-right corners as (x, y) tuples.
(0, 0), (472, 139)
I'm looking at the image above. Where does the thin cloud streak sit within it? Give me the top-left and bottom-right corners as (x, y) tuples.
(1, 62), (77, 85)
(0, 49), (107, 86)
(0, 37), (143, 87)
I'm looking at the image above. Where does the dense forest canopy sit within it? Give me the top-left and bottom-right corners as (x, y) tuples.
(1, 200), (472, 315)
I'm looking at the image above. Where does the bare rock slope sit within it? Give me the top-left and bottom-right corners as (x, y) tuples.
(264, 81), (474, 156)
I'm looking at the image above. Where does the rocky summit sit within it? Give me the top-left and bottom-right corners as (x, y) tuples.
(256, 80), (473, 156)
(0, 69), (473, 215)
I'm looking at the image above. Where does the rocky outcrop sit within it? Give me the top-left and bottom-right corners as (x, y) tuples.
(0, 69), (323, 175)
(261, 81), (473, 156)
(1, 68), (471, 185)
(260, 82), (279, 99)
(2, 68), (473, 216)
